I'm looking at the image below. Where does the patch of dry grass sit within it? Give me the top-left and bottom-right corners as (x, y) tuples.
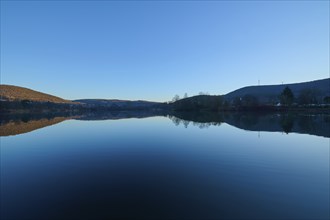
(0, 85), (73, 103)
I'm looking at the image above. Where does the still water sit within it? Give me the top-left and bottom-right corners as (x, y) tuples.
(1, 113), (329, 219)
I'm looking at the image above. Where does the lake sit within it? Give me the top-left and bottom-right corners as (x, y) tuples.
(0, 112), (329, 220)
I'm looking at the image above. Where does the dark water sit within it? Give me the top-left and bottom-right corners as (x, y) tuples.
(1, 113), (329, 219)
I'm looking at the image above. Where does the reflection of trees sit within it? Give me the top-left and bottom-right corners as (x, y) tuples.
(183, 120), (190, 128)
(3, 111), (328, 138)
(170, 112), (329, 138)
(324, 115), (330, 123)
(240, 114), (259, 128)
(169, 115), (221, 129)
(297, 115), (321, 134)
(230, 113), (259, 129)
(279, 114), (294, 134)
(169, 116), (182, 126)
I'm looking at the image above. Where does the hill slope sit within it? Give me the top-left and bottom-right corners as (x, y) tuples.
(224, 78), (330, 103)
(0, 85), (73, 103)
(171, 95), (223, 111)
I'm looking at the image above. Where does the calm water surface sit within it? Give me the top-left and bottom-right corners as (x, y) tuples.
(1, 115), (329, 219)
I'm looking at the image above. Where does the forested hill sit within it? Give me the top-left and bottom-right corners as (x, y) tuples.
(0, 85), (73, 103)
(224, 78), (330, 103)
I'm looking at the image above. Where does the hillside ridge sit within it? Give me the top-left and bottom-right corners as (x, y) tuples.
(0, 84), (73, 103)
(224, 78), (330, 103)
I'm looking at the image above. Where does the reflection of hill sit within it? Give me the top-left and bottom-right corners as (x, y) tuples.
(224, 113), (330, 138)
(76, 111), (166, 121)
(0, 117), (69, 137)
(2, 111), (329, 138)
(0, 111), (166, 136)
(170, 112), (330, 138)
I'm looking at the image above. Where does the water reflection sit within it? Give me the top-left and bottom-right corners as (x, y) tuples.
(0, 112), (77, 136)
(170, 112), (330, 138)
(1, 111), (329, 220)
(1, 111), (329, 138)
(0, 111), (166, 137)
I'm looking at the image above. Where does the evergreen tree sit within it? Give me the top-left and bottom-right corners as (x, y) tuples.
(280, 87), (294, 106)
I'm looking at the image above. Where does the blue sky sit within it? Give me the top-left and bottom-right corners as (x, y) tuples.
(1, 1), (329, 102)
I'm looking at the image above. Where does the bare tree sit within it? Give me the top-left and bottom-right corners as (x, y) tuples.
(172, 94), (180, 102)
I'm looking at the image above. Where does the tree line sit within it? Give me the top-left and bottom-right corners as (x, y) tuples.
(171, 86), (330, 111)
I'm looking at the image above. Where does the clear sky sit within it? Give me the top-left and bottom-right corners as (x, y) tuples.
(1, 0), (329, 102)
